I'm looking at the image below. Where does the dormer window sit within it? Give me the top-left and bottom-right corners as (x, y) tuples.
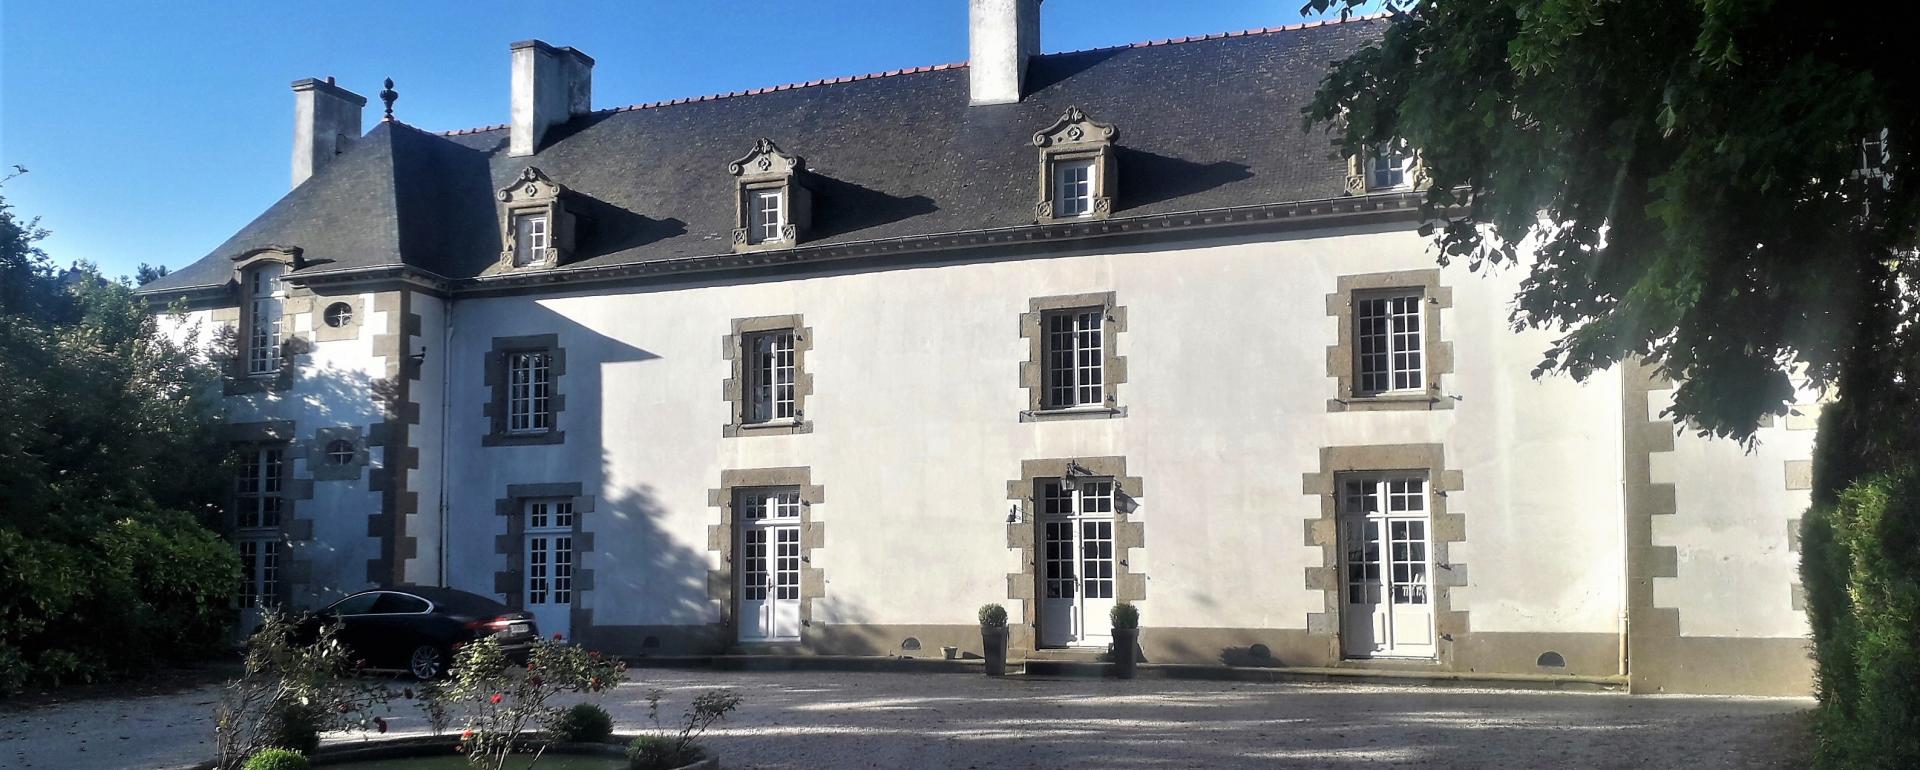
(244, 262), (287, 377)
(494, 167), (574, 273)
(1347, 141), (1426, 195)
(512, 212), (550, 266)
(747, 189), (786, 245)
(728, 138), (812, 253)
(1033, 107), (1118, 223)
(1052, 159), (1097, 218)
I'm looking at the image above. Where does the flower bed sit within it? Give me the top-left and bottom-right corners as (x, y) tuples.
(177, 734), (716, 769)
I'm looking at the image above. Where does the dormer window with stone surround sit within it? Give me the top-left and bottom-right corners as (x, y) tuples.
(495, 167), (575, 272)
(728, 139), (811, 253)
(1346, 141), (1426, 195)
(1033, 107), (1117, 223)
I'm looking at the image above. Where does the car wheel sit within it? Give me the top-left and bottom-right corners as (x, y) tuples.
(408, 645), (447, 680)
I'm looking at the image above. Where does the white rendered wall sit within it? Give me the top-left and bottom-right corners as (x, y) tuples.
(439, 224), (1654, 639)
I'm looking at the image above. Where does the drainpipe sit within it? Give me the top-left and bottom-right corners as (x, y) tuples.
(437, 301), (455, 586)
(1616, 367), (1631, 679)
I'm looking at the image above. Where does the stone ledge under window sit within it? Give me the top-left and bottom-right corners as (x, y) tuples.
(1019, 405), (1128, 423)
(482, 429), (568, 448)
(723, 419), (814, 437)
(1327, 393), (1454, 413)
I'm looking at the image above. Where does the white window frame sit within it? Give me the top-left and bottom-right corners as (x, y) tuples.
(1354, 290), (1425, 396)
(746, 189), (785, 245)
(1043, 308), (1105, 409)
(1052, 158), (1097, 218)
(736, 488), (802, 604)
(324, 439), (355, 466)
(234, 445), (284, 530)
(238, 538), (279, 609)
(524, 498), (575, 608)
(505, 350), (553, 434)
(1338, 473), (1433, 610)
(744, 330), (797, 424)
(513, 213), (551, 267)
(1367, 144), (1414, 191)
(244, 263), (286, 377)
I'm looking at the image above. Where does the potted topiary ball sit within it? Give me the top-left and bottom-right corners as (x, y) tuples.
(1110, 602), (1140, 679)
(978, 603), (1010, 676)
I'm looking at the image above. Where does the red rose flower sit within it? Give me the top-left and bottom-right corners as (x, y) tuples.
(552, 632), (565, 641)
(490, 693), (503, 704)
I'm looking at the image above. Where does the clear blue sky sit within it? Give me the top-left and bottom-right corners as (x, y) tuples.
(1, 1), (1364, 280)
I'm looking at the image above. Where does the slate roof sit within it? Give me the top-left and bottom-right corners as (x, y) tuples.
(140, 18), (1384, 294)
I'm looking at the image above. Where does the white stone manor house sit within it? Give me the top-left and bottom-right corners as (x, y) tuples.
(139, 5), (1819, 696)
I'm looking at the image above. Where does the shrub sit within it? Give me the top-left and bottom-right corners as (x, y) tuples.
(626, 735), (702, 770)
(262, 701), (324, 755)
(1802, 467), (1920, 768)
(549, 702), (615, 743)
(213, 613), (394, 770)
(977, 603), (1008, 628)
(1110, 602), (1139, 630)
(242, 748), (309, 770)
(433, 636), (627, 770)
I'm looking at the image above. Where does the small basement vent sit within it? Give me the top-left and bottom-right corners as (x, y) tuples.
(1537, 651), (1567, 668)
(901, 637), (922, 652)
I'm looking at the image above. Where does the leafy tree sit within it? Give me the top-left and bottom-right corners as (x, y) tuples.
(0, 178), (236, 694)
(1299, 0), (1916, 455)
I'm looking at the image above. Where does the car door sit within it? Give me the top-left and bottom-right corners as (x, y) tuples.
(358, 592), (434, 668)
(321, 592), (381, 661)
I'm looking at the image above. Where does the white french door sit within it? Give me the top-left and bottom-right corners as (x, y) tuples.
(1339, 474), (1436, 659)
(737, 489), (802, 643)
(1038, 479), (1117, 648)
(524, 499), (574, 640)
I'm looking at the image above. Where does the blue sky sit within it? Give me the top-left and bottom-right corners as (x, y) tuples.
(1, 1), (1361, 280)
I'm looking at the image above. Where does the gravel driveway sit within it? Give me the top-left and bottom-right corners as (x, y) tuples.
(0, 669), (1810, 769)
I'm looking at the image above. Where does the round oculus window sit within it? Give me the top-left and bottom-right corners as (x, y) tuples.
(325, 439), (355, 466)
(323, 302), (354, 328)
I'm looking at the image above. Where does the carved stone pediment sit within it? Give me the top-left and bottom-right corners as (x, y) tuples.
(498, 166), (566, 203)
(728, 138), (807, 179)
(1032, 106), (1119, 149)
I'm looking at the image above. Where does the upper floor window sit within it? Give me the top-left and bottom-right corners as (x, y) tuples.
(1355, 291), (1424, 395)
(1044, 308), (1105, 409)
(512, 213), (550, 267)
(745, 330), (798, 423)
(234, 444), (285, 530)
(1052, 159), (1097, 218)
(747, 189), (786, 245)
(244, 263), (286, 377)
(1033, 107), (1118, 223)
(506, 350), (554, 434)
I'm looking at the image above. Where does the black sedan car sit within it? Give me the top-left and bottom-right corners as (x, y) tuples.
(299, 586), (539, 679)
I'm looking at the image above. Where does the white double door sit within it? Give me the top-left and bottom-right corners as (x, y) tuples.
(524, 499), (574, 640)
(737, 489), (802, 643)
(1339, 474), (1436, 659)
(1038, 479), (1117, 648)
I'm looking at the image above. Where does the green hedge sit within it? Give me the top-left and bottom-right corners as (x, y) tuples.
(0, 507), (238, 695)
(1802, 466), (1920, 767)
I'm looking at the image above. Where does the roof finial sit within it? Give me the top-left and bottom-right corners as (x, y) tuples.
(379, 78), (398, 122)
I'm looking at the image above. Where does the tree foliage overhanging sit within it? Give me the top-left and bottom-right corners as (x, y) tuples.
(1301, 0), (1918, 450)
(0, 182), (237, 694)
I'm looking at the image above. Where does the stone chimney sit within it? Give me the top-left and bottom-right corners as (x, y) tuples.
(509, 40), (595, 157)
(290, 77), (367, 189)
(969, 0), (1041, 105)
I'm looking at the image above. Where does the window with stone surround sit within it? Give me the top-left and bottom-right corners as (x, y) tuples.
(1020, 293), (1127, 421)
(728, 139), (811, 253)
(233, 443), (287, 609)
(1032, 107), (1117, 223)
(1326, 271), (1453, 412)
(494, 167), (575, 273)
(484, 335), (566, 446)
(723, 316), (813, 436)
(1346, 141), (1426, 195)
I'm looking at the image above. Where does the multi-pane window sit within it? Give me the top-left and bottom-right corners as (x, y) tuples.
(245, 263), (286, 376)
(506, 350), (553, 433)
(738, 491), (801, 603)
(1044, 309), (1105, 408)
(1039, 479), (1115, 600)
(513, 213), (550, 267)
(526, 499), (574, 607)
(745, 330), (797, 423)
(1368, 144), (1412, 190)
(1355, 292), (1424, 395)
(238, 539), (279, 609)
(234, 446), (284, 530)
(1341, 476), (1430, 607)
(747, 190), (785, 245)
(1052, 159), (1096, 217)
(324, 439), (355, 466)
